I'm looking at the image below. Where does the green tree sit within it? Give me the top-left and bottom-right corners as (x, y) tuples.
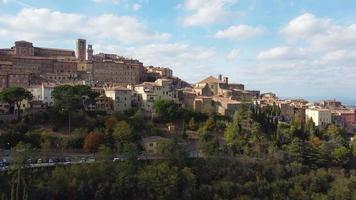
(157, 139), (188, 167)
(153, 100), (180, 122)
(329, 177), (352, 200)
(11, 142), (33, 168)
(331, 146), (351, 166)
(113, 121), (134, 153)
(188, 117), (198, 131)
(351, 139), (356, 157)
(96, 145), (113, 161)
(11, 142), (33, 200)
(52, 85), (99, 134)
(138, 162), (179, 200)
(0, 87), (33, 119)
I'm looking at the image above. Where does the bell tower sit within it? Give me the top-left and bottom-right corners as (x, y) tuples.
(87, 44), (93, 61)
(76, 39), (86, 61)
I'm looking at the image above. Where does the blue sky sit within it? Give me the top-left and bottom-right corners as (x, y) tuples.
(1, 0), (356, 103)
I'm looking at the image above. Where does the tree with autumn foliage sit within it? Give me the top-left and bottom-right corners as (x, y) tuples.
(83, 132), (104, 153)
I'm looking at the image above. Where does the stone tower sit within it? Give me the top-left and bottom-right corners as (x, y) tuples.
(87, 44), (93, 61)
(76, 39), (86, 61)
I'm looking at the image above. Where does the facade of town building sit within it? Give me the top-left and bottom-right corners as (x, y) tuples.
(0, 72), (30, 89)
(145, 66), (173, 78)
(331, 109), (356, 127)
(28, 83), (56, 106)
(305, 108), (332, 128)
(133, 78), (179, 113)
(212, 96), (245, 117)
(95, 95), (114, 113)
(177, 75), (258, 116)
(0, 39), (146, 89)
(194, 75), (256, 101)
(0, 40), (79, 89)
(104, 86), (132, 112)
(196, 76), (228, 96)
(278, 102), (296, 122)
(194, 96), (214, 113)
(320, 100), (342, 109)
(142, 136), (168, 154)
(89, 59), (143, 84)
(179, 88), (197, 111)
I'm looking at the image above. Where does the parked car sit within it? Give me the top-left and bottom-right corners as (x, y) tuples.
(113, 157), (124, 162)
(80, 157), (86, 163)
(63, 157), (71, 165)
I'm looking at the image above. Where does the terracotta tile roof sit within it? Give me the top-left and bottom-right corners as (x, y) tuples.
(197, 76), (223, 84)
(105, 86), (131, 91)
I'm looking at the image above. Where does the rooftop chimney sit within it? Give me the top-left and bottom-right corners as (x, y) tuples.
(218, 74), (222, 81)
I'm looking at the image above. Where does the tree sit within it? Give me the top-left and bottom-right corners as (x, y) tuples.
(83, 132), (104, 153)
(351, 139), (356, 157)
(138, 162), (179, 200)
(12, 142), (33, 168)
(52, 85), (99, 134)
(112, 121), (134, 153)
(331, 146), (351, 166)
(96, 145), (113, 161)
(105, 116), (119, 130)
(224, 120), (240, 143)
(157, 139), (188, 167)
(11, 142), (33, 200)
(188, 118), (198, 131)
(153, 100), (180, 122)
(0, 87), (33, 119)
(329, 177), (353, 200)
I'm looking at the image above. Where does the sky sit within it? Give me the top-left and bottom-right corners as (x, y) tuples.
(1, 0), (356, 104)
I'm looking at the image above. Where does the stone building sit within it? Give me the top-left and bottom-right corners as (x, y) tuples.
(76, 39), (86, 61)
(305, 108), (332, 128)
(104, 86), (132, 112)
(0, 40), (78, 88)
(28, 83), (56, 106)
(0, 39), (145, 89)
(134, 78), (179, 113)
(145, 66), (173, 78)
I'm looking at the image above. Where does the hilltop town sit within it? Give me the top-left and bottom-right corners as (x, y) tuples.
(1, 39), (356, 199)
(0, 39), (355, 132)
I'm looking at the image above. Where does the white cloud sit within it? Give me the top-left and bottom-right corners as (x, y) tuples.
(132, 3), (141, 11)
(0, 8), (170, 44)
(320, 50), (356, 63)
(1, 0), (9, 3)
(0, 8), (83, 40)
(281, 13), (356, 51)
(226, 49), (240, 60)
(117, 43), (217, 81)
(257, 47), (308, 60)
(252, 13), (356, 98)
(281, 13), (331, 40)
(181, 0), (238, 26)
(85, 14), (170, 44)
(215, 25), (263, 40)
(123, 43), (216, 65)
